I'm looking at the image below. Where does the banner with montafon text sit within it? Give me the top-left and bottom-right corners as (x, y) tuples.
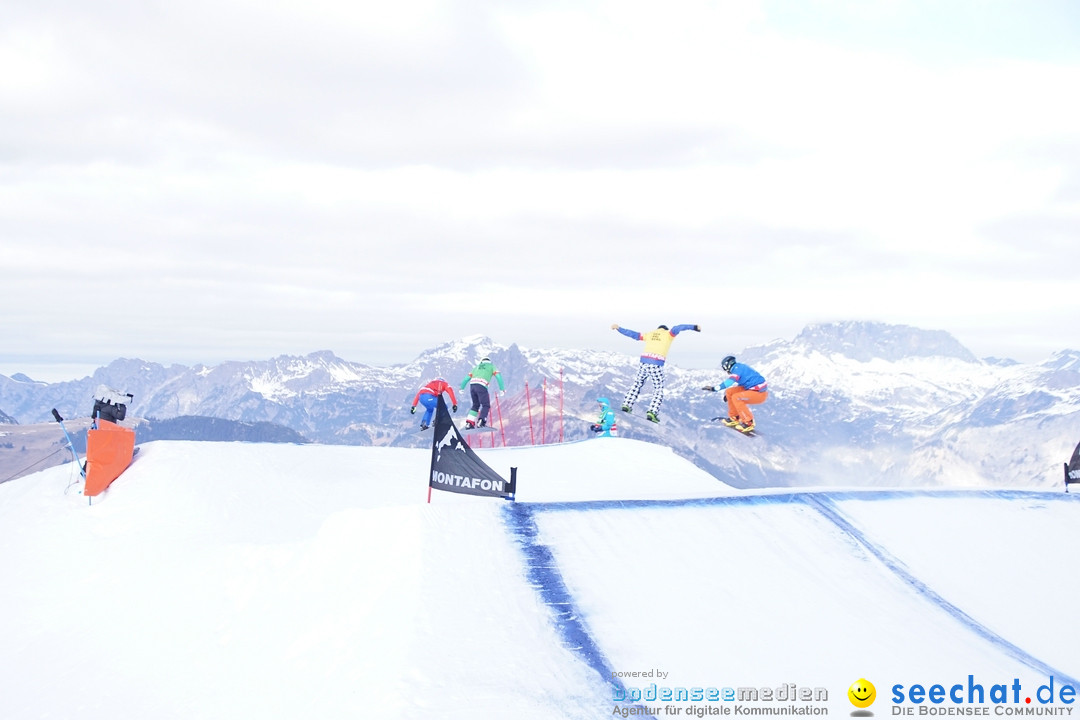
(1067, 436), (1080, 490)
(428, 395), (515, 499)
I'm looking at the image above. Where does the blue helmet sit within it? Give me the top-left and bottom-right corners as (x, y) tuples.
(597, 397), (610, 407)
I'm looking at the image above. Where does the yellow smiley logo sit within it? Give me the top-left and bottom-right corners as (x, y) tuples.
(848, 679), (876, 709)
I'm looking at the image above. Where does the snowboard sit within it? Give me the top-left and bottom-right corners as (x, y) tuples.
(620, 407), (661, 424)
(711, 417), (759, 437)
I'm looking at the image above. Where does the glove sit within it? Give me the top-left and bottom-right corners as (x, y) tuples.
(410, 406), (416, 414)
(611, 323), (619, 330)
(452, 405), (457, 413)
(590, 424), (601, 432)
(693, 324), (701, 332)
(702, 385), (716, 392)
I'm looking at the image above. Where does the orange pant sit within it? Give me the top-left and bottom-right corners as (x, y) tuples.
(725, 386), (768, 423)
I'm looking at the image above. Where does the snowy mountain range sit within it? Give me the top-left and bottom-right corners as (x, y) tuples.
(2, 321), (1078, 489)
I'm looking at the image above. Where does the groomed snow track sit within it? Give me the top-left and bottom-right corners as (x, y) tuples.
(505, 489), (1080, 708)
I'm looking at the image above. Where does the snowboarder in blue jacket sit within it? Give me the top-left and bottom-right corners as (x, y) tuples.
(703, 355), (768, 433)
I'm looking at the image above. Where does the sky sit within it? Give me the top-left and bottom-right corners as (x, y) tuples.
(3, 0), (1080, 381)
(1, 437), (1077, 718)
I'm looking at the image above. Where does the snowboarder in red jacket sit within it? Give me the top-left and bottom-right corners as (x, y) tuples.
(411, 378), (457, 430)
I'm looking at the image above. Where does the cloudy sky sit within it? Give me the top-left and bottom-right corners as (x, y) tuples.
(2, 0), (1079, 381)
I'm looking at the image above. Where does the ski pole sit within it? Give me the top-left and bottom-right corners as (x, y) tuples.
(51, 409), (86, 478)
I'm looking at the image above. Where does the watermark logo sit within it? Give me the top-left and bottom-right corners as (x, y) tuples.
(890, 674), (1077, 712)
(849, 678), (877, 715)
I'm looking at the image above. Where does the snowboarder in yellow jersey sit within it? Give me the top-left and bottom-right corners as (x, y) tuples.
(612, 322), (700, 423)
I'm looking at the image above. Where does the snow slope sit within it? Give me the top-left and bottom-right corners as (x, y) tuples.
(1, 438), (1077, 719)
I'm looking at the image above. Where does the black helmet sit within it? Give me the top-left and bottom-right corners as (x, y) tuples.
(722, 355), (736, 372)
(657, 324), (669, 330)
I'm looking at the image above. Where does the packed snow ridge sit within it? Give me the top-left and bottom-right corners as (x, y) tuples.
(1, 437), (1077, 720)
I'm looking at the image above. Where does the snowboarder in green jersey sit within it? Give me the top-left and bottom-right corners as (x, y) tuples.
(460, 356), (505, 429)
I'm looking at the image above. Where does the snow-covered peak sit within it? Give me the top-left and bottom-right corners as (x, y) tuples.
(789, 321), (979, 363)
(1040, 349), (1080, 372)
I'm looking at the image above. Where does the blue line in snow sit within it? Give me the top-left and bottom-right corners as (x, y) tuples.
(521, 488), (1079, 514)
(802, 494), (1079, 686)
(502, 502), (643, 709)
(506, 488), (1079, 691)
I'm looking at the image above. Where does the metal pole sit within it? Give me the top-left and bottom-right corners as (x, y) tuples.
(525, 381), (535, 446)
